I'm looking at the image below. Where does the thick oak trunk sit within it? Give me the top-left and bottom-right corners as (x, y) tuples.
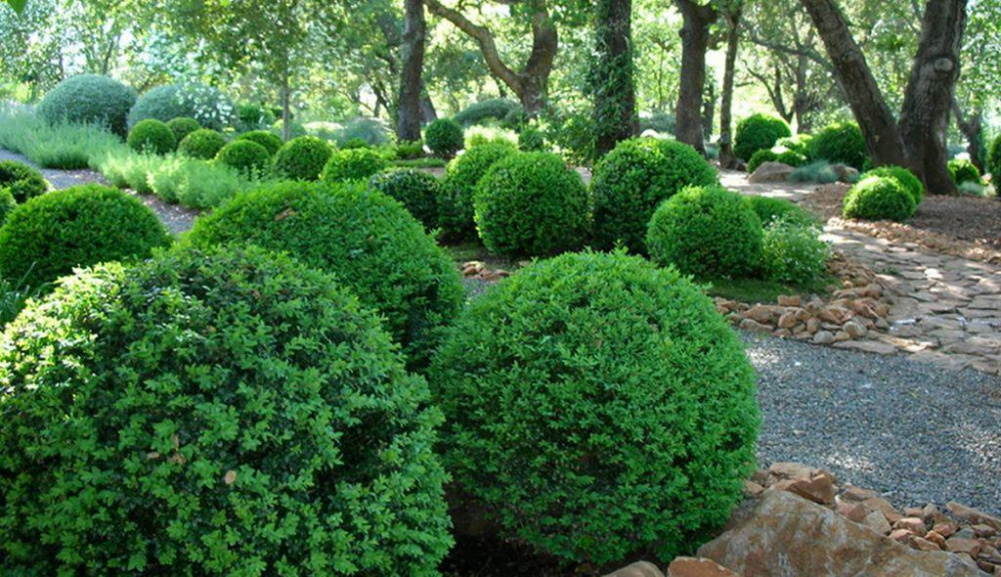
(397, 0), (427, 142)
(594, 0), (638, 156)
(675, 0), (716, 156)
(718, 5), (742, 169)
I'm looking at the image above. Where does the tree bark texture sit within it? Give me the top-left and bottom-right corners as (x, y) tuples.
(674, 0), (716, 156)
(397, 0), (427, 142)
(718, 4), (743, 169)
(594, 0), (639, 156)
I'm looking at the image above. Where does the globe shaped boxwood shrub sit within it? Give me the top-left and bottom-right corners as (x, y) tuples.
(128, 83), (235, 131)
(948, 158), (981, 186)
(236, 130), (283, 156)
(437, 143), (517, 241)
(0, 160), (48, 203)
(647, 185), (764, 278)
(369, 168), (439, 230)
(215, 140), (271, 176)
(842, 175), (916, 222)
(0, 184), (171, 288)
(430, 251), (759, 564)
(734, 113), (791, 162)
(474, 152), (590, 257)
(36, 74), (137, 137)
(166, 116), (201, 145)
(177, 128), (228, 160)
(186, 181), (464, 371)
(591, 138), (718, 253)
(747, 149), (779, 174)
(236, 102), (276, 131)
(273, 136), (332, 181)
(0, 245), (452, 575)
(809, 122), (867, 170)
(863, 165), (923, 205)
(321, 148), (389, 182)
(776, 150), (807, 167)
(127, 119), (176, 155)
(425, 118), (465, 158)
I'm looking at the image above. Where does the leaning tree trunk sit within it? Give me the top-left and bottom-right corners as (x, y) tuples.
(675, 0), (717, 156)
(420, 81), (438, 123)
(594, 0), (638, 156)
(718, 4), (742, 169)
(898, 0), (967, 195)
(397, 0), (427, 142)
(952, 100), (984, 172)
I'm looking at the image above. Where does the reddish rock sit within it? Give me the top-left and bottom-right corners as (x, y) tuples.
(777, 312), (798, 329)
(767, 462), (818, 481)
(837, 500), (868, 523)
(864, 511), (892, 535)
(947, 503), (1001, 531)
(946, 538), (983, 557)
(842, 485), (879, 502)
(934, 522), (960, 538)
(739, 318), (772, 333)
(973, 524), (999, 538)
(744, 305), (776, 325)
(889, 528), (915, 543)
(777, 295), (801, 307)
(806, 317), (821, 334)
(743, 481), (764, 496)
(895, 517), (928, 534)
(786, 472), (838, 506)
(604, 561), (664, 577)
(667, 557), (742, 577)
(863, 497), (904, 524)
(925, 531), (948, 548)
(909, 535), (942, 552)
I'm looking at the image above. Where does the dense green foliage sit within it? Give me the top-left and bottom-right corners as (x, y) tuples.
(761, 217), (830, 286)
(863, 165), (923, 205)
(431, 251), (759, 563)
(777, 134), (813, 157)
(177, 128), (227, 160)
(186, 181), (463, 370)
(647, 186), (763, 278)
(453, 98), (522, 127)
(321, 148), (389, 182)
(329, 117), (391, 147)
(734, 114), (791, 161)
(127, 119), (176, 155)
(0, 246), (452, 575)
(747, 149), (778, 173)
(437, 143), (517, 241)
(809, 122), (867, 170)
(0, 108), (125, 170)
(948, 158), (981, 185)
(425, 118), (465, 158)
(0, 184), (171, 288)
(0, 160), (47, 203)
(236, 102), (276, 130)
(235, 130), (283, 156)
(0, 187), (15, 226)
(842, 176), (916, 222)
(128, 84), (235, 131)
(368, 168), (439, 230)
(215, 140), (271, 175)
(777, 150), (807, 167)
(989, 134), (1001, 180)
(591, 138), (718, 253)
(517, 125), (546, 151)
(474, 152), (589, 257)
(36, 74), (137, 137)
(744, 196), (815, 226)
(166, 116), (201, 145)
(273, 136), (332, 181)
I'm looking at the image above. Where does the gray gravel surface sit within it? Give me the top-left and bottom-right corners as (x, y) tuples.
(745, 330), (1001, 515)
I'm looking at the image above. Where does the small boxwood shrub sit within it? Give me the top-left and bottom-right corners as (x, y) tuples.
(809, 122), (867, 170)
(517, 125), (546, 151)
(321, 148), (389, 182)
(842, 175), (916, 222)
(235, 129), (283, 156)
(426, 118), (465, 158)
(186, 181), (463, 371)
(36, 74), (137, 137)
(989, 134), (1001, 179)
(647, 185), (763, 278)
(0, 160), (48, 203)
(744, 196), (815, 226)
(0, 245), (452, 575)
(453, 98), (523, 127)
(474, 152), (589, 257)
(395, 140), (425, 159)
(863, 165), (923, 205)
(127, 119), (176, 155)
(0, 188), (16, 226)
(430, 250), (759, 564)
(342, 137), (370, 150)
(166, 116), (201, 145)
(215, 140), (271, 176)
(734, 114), (791, 161)
(747, 149), (779, 173)
(592, 138), (718, 252)
(777, 134), (813, 157)
(273, 136), (332, 181)
(777, 150), (807, 167)
(437, 143), (517, 241)
(948, 158), (981, 186)
(369, 168), (439, 230)
(128, 83), (235, 131)
(0, 184), (171, 288)
(177, 128), (227, 160)
(761, 217), (830, 286)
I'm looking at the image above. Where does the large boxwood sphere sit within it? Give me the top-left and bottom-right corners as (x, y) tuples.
(186, 181), (463, 371)
(0, 246), (452, 575)
(425, 118), (465, 158)
(215, 140), (271, 176)
(236, 129), (283, 156)
(437, 143), (517, 241)
(0, 184), (171, 288)
(808, 122), (867, 170)
(166, 116), (201, 144)
(0, 160), (48, 203)
(647, 185), (763, 278)
(430, 251), (759, 564)
(128, 83), (235, 131)
(734, 113), (791, 162)
(36, 74), (137, 137)
(321, 148), (389, 182)
(369, 168), (439, 230)
(177, 128), (228, 160)
(842, 175), (916, 222)
(127, 119), (176, 155)
(863, 165), (923, 205)
(591, 138), (718, 253)
(474, 152), (589, 257)
(273, 136), (332, 181)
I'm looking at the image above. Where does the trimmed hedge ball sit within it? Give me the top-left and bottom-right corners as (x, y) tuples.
(36, 74), (137, 137)
(166, 116), (201, 145)
(0, 184), (171, 288)
(747, 149), (778, 174)
(128, 83), (235, 131)
(734, 114), (791, 162)
(321, 148), (389, 182)
(809, 122), (867, 170)
(0, 160), (48, 203)
(368, 168), (439, 230)
(273, 136), (332, 181)
(863, 165), (923, 205)
(647, 185), (763, 278)
(236, 129), (283, 156)
(177, 129), (227, 160)
(215, 140), (271, 176)
(437, 143), (517, 241)
(0, 245), (452, 576)
(591, 138), (718, 253)
(127, 119), (176, 155)
(425, 118), (465, 158)
(948, 159), (981, 186)
(186, 181), (463, 371)
(474, 152), (590, 257)
(430, 250), (759, 564)
(842, 176), (916, 222)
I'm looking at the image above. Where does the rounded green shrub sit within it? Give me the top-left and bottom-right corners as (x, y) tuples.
(341, 137), (370, 150)
(127, 119), (176, 155)
(186, 181), (463, 371)
(842, 176), (916, 222)
(761, 217), (830, 286)
(437, 143), (517, 241)
(647, 185), (763, 278)
(321, 148), (389, 182)
(948, 158), (981, 186)
(777, 134), (813, 157)
(453, 98), (522, 127)
(425, 118), (465, 158)
(0, 160), (48, 203)
(0, 187), (16, 226)
(36, 74), (137, 137)
(747, 149), (779, 173)
(368, 169), (439, 230)
(0, 245), (452, 575)
(430, 250), (759, 564)
(166, 116), (201, 145)
(777, 150), (807, 167)
(988, 134), (1001, 180)
(474, 152), (589, 257)
(395, 140), (425, 160)
(235, 129), (283, 156)
(0, 184), (171, 288)
(809, 122), (867, 170)
(215, 140), (271, 176)
(863, 165), (923, 205)
(128, 83), (235, 131)
(177, 129), (227, 160)
(591, 138), (718, 253)
(734, 114), (791, 162)
(273, 136), (332, 181)
(744, 196), (815, 226)
(236, 102), (276, 130)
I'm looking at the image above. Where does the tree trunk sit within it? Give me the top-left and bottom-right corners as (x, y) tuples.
(718, 4), (742, 169)
(701, 80), (715, 142)
(897, 0), (967, 195)
(397, 0), (426, 142)
(594, 0), (638, 156)
(280, 75), (291, 142)
(675, 0), (717, 156)
(420, 81), (438, 123)
(952, 99), (984, 172)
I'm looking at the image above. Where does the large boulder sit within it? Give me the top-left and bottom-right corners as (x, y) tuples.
(698, 491), (985, 577)
(748, 162), (794, 184)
